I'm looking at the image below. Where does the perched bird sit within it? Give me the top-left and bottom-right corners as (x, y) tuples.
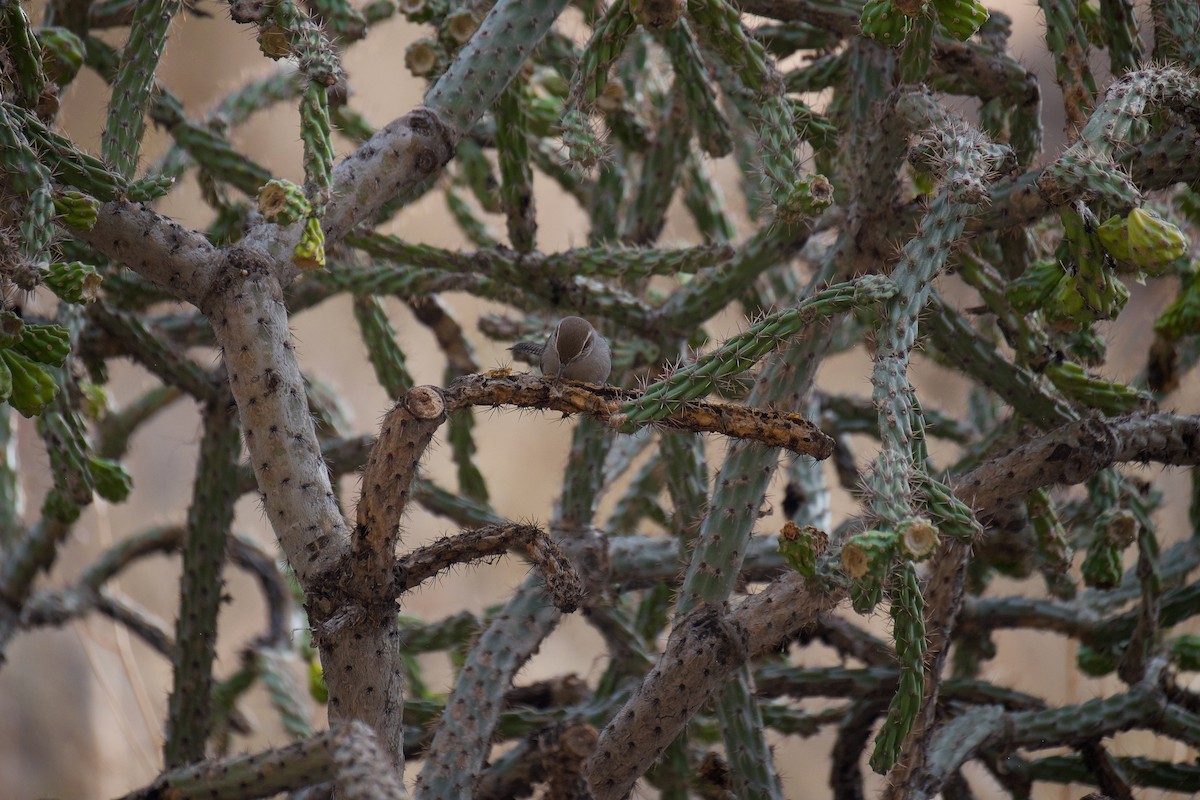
(510, 316), (611, 385)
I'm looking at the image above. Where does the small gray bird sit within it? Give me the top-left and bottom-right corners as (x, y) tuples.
(510, 316), (612, 385)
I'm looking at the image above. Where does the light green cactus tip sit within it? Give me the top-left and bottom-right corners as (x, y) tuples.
(258, 178), (311, 225)
(293, 215), (327, 271)
(932, 0), (989, 41)
(45, 261), (102, 305)
(778, 521), (828, 578)
(860, 0), (912, 46)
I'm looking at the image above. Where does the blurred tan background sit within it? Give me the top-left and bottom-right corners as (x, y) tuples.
(3, 2), (1198, 798)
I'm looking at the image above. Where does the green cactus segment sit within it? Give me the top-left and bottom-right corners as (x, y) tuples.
(148, 92), (271, 198)
(860, 0), (912, 46)
(87, 455), (133, 503)
(716, 669), (786, 799)
(1038, 146), (1141, 210)
(869, 560), (926, 774)
(309, 0), (368, 41)
(1046, 206), (1129, 330)
(661, 22), (732, 158)
(448, 407), (488, 503)
(7, 104), (128, 200)
(257, 647), (314, 740)
(258, 179), (312, 226)
(299, 82), (335, 214)
(292, 216), (327, 272)
(0, 105), (55, 264)
(37, 26), (86, 88)
(559, 106), (606, 171)
(1155, 271), (1200, 340)
(779, 522), (828, 578)
(932, 0), (988, 41)
(1082, 509), (1136, 589)
(494, 78), (537, 252)
(13, 324), (70, 367)
(1026, 488), (1076, 599)
(1007, 258), (1065, 314)
(1150, 0), (1200, 67)
(1098, 208), (1190, 274)
(352, 295), (415, 398)
(1038, 0), (1096, 128)
(101, 0), (182, 177)
(1043, 359), (1149, 414)
(569, 0), (637, 107)
(0, 2), (47, 108)
(841, 529), (897, 582)
(267, 1), (342, 85)
(623, 275), (895, 424)
(427, 0), (572, 136)
(0, 350), (58, 418)
(37, 393), (95, 512)
(1097, 0), (1141, 74)
(165, 402), (240, 767)
(52, 190), (101, 231)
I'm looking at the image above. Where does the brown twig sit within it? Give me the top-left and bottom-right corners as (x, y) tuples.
(444, 372), (834, 459)
(394, 523), (584, 612)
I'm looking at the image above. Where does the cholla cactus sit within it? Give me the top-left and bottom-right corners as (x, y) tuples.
(2, 0), (1200, 798)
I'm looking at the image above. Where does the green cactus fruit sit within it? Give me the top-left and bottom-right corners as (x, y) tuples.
(779, 521), (828, 578)
(1008, 260), (1066, 314)
(36, 26), (85, 86)
(52, 190), (100, 231)
(45, 261), (102, 304)
(442, 9), (480, 44)
(405, 37), (445, 78)
(397, 0), (446, 24)
(1081, 540), (1122, 589)
(860, 0), (912, 46)
(87, 455), (133, 502)
(931, 0), (989, 41)
(257, 179), (311, 225)
(1097, 214), (1132, 262)
(292, 215), (326, 271)
(1099, 209), (1190, 274)
(775, 174), (835, 224)
(2, 349), (59, 417)
(14, 323), (70, 366)
(1126, 208), (1189, 273)
(840, 529), (896, 579)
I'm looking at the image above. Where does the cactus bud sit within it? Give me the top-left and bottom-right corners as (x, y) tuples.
(36, 26), (85, 87)
(0, 312), (24, 349)
(774, 174), (835, 224)
(88, 455), (133, 502)
(45, 261), (102, 304)
(779, 521), (828, 577)
(1154, 273), (1200, 340)
(15, 323), (70, 367)
(1099, 208), (1189, 274)
(405, 37), (444, 77)
(630, 0), (684, 29)
(841, 529), (896, 579)
(257, 24), (291, 59)
(443, 10), (480, 44)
